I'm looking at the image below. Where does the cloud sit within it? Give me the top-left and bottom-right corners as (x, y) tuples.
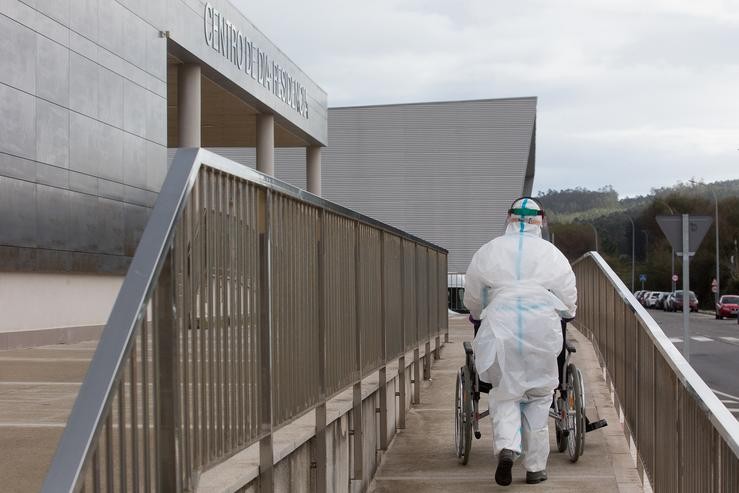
(233, 0), (739, 196)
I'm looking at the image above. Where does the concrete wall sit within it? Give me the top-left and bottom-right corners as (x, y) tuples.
(225, 354), (425, 493)
(0, 272), (123, 347)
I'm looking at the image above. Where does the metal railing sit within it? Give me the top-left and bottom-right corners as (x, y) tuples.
(572, 252), (739, 492)
(42, 148), (448, 492)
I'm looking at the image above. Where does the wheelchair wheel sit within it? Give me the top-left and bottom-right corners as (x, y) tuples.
(454, 367), (472, 464)
(566, 364), (585, 462)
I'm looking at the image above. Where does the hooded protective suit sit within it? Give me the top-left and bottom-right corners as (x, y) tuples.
(464, 199), (577, 473)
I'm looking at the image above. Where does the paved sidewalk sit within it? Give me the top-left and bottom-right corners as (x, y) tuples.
(369, 316), (644, 492)
(0, 339), (96, 493)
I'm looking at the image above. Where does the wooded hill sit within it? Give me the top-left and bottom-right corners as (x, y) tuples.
(538, 179), (739, 308)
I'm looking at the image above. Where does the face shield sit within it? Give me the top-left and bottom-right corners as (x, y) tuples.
(506, 197), (547, 230)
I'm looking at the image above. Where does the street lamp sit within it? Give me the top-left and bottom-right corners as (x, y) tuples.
(690, 180), (720, 308)
(587, 223), (599, 252)
(622, 213), (635, 292)
(656, 200), (676, 291)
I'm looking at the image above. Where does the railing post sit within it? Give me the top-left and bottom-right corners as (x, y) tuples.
(154, 250), (180, 492)
(378, 232), (389, 451)
(397, 355), (406, 429)
(313, 210), (327, 493)
(257, 189), (274, 492)
(378, 367), (388, 451)
(423, 251), (431, 381)
(397, 240), (407, 429)
(352, 222), (364, 481)
(413, 347), (421, 405)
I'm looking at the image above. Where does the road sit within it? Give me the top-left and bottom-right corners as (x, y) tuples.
(647, 309), (739, 420)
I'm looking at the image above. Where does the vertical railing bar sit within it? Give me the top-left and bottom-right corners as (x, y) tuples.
(224, 174), (232, 451)
(230, 176), (237, 449)
(191, 172), (201, 469)
(189, 174), (198, 470)
(207, 170), (216, 463)
(130, 335), (140, 493)
(251, 185), (259, 440)
(378, 229), (388, 450)
(105, 413), (114, 493)
(92, 447), (101, 493)
(231, 177), (239, 448)
(258, 187), (274, 492)
(155, 250), (180, 491)
(199, 170), (209, 465)
(141, 316), (151, 493)
(118, 373), (128, 492)
(352, 220), (364, 481)
(179, 201), (191, 490)
(236, 180), (245, 446)
(215, 171), (224, 456)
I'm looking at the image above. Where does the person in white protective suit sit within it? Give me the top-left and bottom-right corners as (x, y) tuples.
(464, 197), (577, 486)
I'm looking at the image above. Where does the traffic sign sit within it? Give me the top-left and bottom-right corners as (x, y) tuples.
(656, 215), (713, 256)
(712, 286), (718, 293)
(711, 278), (718, 287)
(672, 274), (679, 282)
(639, 274), (647, 282)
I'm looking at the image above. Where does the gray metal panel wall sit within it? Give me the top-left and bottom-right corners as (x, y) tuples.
(0, 0), (167, 273)
(291, 99), (536, 273)
(0, 0), (325, 274)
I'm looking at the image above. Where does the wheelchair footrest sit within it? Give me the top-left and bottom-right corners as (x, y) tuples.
(586, 418), (608, 432)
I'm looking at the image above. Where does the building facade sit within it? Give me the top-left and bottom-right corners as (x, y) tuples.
(0, 0), (327, 341)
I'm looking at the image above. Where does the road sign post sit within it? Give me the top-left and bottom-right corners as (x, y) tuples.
(656, 214), (713, 363)
(682, 214), (690, 362)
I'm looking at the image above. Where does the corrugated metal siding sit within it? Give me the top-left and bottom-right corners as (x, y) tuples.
(167, 97), (536, 273)
(320, 98), (536, 273)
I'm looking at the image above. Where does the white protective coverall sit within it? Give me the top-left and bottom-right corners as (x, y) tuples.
(464, 203), (577, 473)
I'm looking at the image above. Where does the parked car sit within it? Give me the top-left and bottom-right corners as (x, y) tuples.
(645, 292), (662, 308)
(716, 295), (739, 319)
(656, 292), (670, 310)
(671, 290), (698, 312)
(637, 291), (650, 306)
(663, 292), (675, 311)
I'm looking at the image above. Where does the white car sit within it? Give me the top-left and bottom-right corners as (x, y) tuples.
(645, 291), (662, 308)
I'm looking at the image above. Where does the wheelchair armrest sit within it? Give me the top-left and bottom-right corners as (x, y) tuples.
(565, 340), (576, 353)
(463, 341), (474, 355)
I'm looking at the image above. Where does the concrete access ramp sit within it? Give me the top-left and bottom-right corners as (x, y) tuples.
(368, 316), (645, 492)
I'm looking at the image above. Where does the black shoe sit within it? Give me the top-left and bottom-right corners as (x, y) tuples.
(526, 470), (548, 484)
(495, 449), (515, 486)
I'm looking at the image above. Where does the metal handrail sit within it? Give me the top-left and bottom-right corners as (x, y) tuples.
(42, 148), (448, 492)
(572, 252), (739, 489)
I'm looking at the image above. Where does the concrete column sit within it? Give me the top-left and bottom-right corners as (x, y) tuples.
(306, 146), (322, 195)
(177, 63), (201, 147)
(256, 113), (275, 176)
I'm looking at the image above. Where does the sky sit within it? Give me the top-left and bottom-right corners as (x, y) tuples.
(233, 0), (739, 197)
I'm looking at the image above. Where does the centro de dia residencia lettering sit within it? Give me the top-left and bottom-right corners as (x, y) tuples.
(204, 2), (309, 119)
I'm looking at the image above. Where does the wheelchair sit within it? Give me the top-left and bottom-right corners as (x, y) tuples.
(454, 319), (607, 465)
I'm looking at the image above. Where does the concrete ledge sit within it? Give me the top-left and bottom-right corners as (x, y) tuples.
(196, 343), (441, 493)
(0, 325), (102, 350)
